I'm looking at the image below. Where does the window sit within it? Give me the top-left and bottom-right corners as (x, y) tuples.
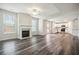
(3, 14), (15, 34)
(32, 18), (38, 32)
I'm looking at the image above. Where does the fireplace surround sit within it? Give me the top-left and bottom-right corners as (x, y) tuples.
(18, 25), (32, 39)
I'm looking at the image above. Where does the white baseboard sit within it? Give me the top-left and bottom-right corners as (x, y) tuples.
(0, 38), (17, 42)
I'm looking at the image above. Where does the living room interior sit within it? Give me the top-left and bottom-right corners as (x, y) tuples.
(0, 3), (79, 55)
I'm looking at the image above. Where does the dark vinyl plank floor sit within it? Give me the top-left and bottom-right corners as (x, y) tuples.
(0, 33), (79, 55)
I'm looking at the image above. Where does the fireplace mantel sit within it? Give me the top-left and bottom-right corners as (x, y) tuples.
(18, 25), (32, 39)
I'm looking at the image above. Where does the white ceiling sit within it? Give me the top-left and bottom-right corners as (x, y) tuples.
(0, 3), (79, 19)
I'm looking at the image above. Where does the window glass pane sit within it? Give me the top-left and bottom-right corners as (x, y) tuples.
(32, 19), (38, 32)
(4, 15), (15, 25)
(3, 14), (15, 33)
(4, 26), (14, 32)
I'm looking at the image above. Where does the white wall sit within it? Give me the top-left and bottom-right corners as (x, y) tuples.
(17, 13), (32, 26)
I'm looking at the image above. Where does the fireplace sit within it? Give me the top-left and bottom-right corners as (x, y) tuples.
(22, 30), (30, 38)
(18, 25), (32, 39)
